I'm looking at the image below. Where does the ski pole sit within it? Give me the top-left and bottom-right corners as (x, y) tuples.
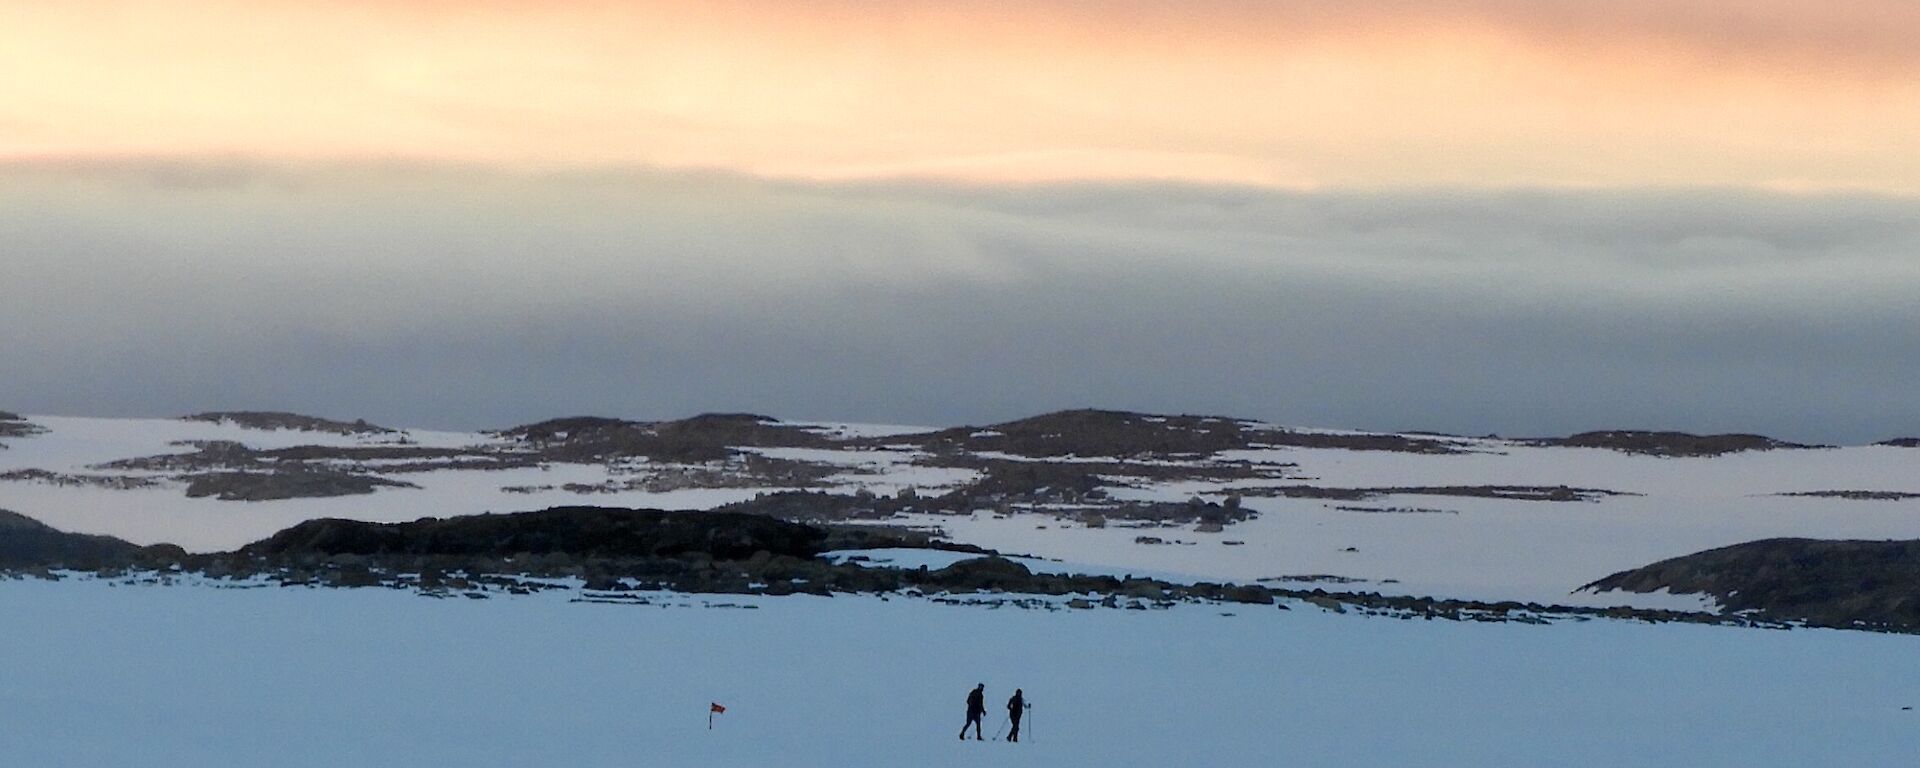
(993, 715), (1007, 740)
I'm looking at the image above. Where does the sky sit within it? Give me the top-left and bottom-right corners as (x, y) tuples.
(2, 1), (1918, 441)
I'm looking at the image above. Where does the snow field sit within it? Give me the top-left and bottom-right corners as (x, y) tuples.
(0, 578), (1916, 767)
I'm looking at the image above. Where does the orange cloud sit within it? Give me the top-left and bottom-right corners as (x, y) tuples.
(2, 0), (1916, 191)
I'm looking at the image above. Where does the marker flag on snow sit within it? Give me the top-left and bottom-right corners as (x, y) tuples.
(711, 703), (727, 714)
(709, 702), (726, 730)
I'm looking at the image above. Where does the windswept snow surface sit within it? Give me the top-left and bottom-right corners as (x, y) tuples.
(1, 578), (1917, 767)
(4, 415), (1920, 607)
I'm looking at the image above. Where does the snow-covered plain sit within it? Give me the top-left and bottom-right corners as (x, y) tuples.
(2, 577), (1917, 768)
(3, 414), (1920, 607)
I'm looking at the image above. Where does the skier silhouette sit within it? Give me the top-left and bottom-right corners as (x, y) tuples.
(1006, 689), (1025, 743)
(959, 683), (986, 740)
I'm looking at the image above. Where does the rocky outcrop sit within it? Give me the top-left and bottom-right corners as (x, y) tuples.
(1237, 484), (1627, 502)
(721, 481), (1255, 529)
(241, 506), (830, 561)
(888, 409), (1460, 458)
(0, 509), (163, 569)
(1527, 430), (1816, 457)
(714, 490), (921, 522)
(1774, 491), (1920, 501)
(183, 470), (418, 501)
(494, 413), (829, 463)
(897, 409), (1264, 458)
(1584, 538), (1920, 630)
(0, 469), (163, 490)
(110, 440), (529, 476)
(923, 556), (1036, 590)
(183, 411), (394, 435)
(0, 412), (46, 439)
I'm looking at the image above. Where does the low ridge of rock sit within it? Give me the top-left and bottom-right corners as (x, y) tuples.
(1584, 537), (1920, 630)
(889, 408), (1460, 458)
(1527, 430), (1815, 457)
(493, 413), (826, 462)
(183, 411), (394, 435)
(241, 506), (829, 560)
(0, 509), (154, 569)
(184, 471), (418, 501)
(925, 556), (1036, 590)
(0, 411), (46, 439)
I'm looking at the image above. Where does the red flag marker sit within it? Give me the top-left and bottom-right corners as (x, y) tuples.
(709, 702), (727, 730)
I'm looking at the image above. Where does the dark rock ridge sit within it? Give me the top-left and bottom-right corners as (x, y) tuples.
(506, 456), (841, 496)
(1526, 430), (1817, 457)
(104, 440), (532, 476)
(1583, 538), (1920, 630)
(716, 487), (1254, 528)
(0, 412), (46, 439)
(822, 456), (1282, 526)
(1332, 505), (1457, 515)
(1237, 485), (1628, 502)
(0, 469), (164, 490)
(933, 454), (1285, 491)
(883, 409), (1462, 458)
(0, 509), (177, 569)
(1774, 491), (1920, 501)
(814, 524), (994, 555)
(183, 411), (394, 435)
(183, 471), (419, 501)
(99, 428), (838, 501)
(1878, 438), (1920, 448)
(494, 413), (829, 462)
(243, 506), (829, 561)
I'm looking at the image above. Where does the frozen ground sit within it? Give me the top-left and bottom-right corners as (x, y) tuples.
(1, 577), (1917, 767)
(4, 415), (1920, 607)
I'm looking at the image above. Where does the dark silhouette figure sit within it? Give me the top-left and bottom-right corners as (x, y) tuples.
(959, 683), (986, 740)
(1006, 689), (1025, 742)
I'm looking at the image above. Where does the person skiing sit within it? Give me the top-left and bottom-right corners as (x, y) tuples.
(1005, 689), (1026, 743)
(959, 683), (986, 740)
